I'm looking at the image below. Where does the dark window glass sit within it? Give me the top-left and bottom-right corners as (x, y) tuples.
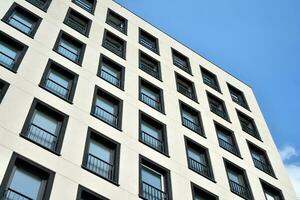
(106, 9), (127, 34)
(201, 67), (220, 92)
(180, 102), (204, 135)
(25, 0), (52, 11)
(64, 9), (91, 36)
(192, 183), (218, 200)
(139, 79), (164, 112)
(139, 51), (161, 79)
(207, 93), (229, 120)
(139, 29), (159, 54)
(237, 110), (260, 139)
(57, 37), (81, 63)
(228, 84), (249, 110)
(72, 0), (96, 13)
(172, 49), (191, 73)
(77, 185), (109, 200)
(261, 181), (284, 200)
(103, 30), (126, 59)
(215, 124), (239, 156)
(176, 73), (197, 101)
(0, 79), (9, 104)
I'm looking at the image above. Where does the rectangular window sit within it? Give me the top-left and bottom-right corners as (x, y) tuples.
(139, 51), (161, 80)
(175, 73), (197, 101)
(180, 101), (204, 136)
(172, 48), (191, 74)
(0, 153), (54, 200)
(224, 159), (253, 200)
(40, 59), (78, 102)
(25, 0), (52, 11)
(228, 83), (249, 110)
(20, 98), (68, 154)
(139, 78), (164, 113)
(106, 9), (127, 34)
(200, 67), (221, 92)
(82, 128), (120, 184)
(191, 182), (218, 200)
(139, 155), (172, 200)
(64, 8), (91, 36)
(260, 180), (284, 200)
(0, 79), (9, 104)
(98, 55), (125, 89)
(207, 92), (230, 121)
(185, 137), (214, 180)
(139, 111), (168, 155)
(91, 86), (123, 129)
(72, 0), (96, 14)
(2, 3), (42, 37)
(77, 185), (109, 200)
(0, 31), (28, 72)
(102, 30), (126, 59)
(53, 31), (86, 65)
(139, 28), (159, 54)
(237, 110), (260, 140)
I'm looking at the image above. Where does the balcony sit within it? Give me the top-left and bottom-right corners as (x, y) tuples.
(94, 105), (118, 127)
(8, 16), (32, 34)
(188, 157), (211, 178)
(74, 0), (93, 12)
(3, 188), (33, 200)
(45, 78), (70, 99)
(252, 157), (274, 176)
(182, 117), (201, 134)
(177, 82), (195, 100)
(141, 93), (161, 111)
(100, 69), (120, 87)
(218, 137), (239, 156)
(65, 17), (87, 35)
(103, 40), (123, 57)
(173, 56), (189, 72)
(140, 62), (159, 79)
(229, 180), (251, 199)
(141, 181), (168, 200)
(86, 153), (114, 180)
(58, 45), (79, 62)
(141, 131), (164, 153)
(0, 51), (15, 69)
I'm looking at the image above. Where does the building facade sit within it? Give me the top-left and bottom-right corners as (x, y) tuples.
(0, 0), (296, 199)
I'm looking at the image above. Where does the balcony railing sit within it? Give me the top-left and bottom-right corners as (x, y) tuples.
(26, 123), (58, 150)
(182, 117), (201, 134)
(107, 17), (125, 33)
(140, 61), (159, 79)
(65, 16), (87, 34)
(94, 105), (118, 127)
(210, 104), (227, 119)
(86, 153), (114, 180)
(241, 123), (256, 136)
(140, 36), (157, 52)
(0, 51), (15, 69)
(8, 16), (32, 34)
(218, 137), (238, 155)
(252, 157), (274, 176)
(203, 75), (219, 91)
(177, 82), (195, 100)
(58, 45), (79, 62)
(141, 181), (168, 200)
(141, 93), (161, 111)
(141, 131), (164, 152)
(173, 56), (189, 72)
(188, 157), (211, 178)
(2, 188), (33, 200)
(103, 39), (123, 57)
(74, 0), (93, 12)
(100, 69), (120, 87)
(229, 180), (251, 199)
(26, 0), (48, 9)
(45, 78), (70, 99)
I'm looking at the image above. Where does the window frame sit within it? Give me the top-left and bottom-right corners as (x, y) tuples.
(0, 78), (10, 104)
(191, 182), (219, 200)
(200, 66), (221, 93)
(171, 48), (192, 75)
(25, 0), (52, 12)
(175, 72), (198, 102)
(102, 29), (127, 59)
(206, 91), (230, 122)
(139, 50), (162, 81)
(20, 98), (69, 155)
(106, 8), (128, 35)
(139, 28), (160, 54)
(227, 83), (250, 111)
(260, 179), (285, 200)
(236, 109), (261, 141)
(72, 0), (97, 14)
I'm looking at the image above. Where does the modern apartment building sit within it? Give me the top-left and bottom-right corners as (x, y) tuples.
(0, 0), (296, 199)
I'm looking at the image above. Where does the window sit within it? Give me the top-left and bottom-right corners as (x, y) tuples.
(237, 110), (260, 140)
(185, 137), (214, 180)
(224, 159), (253, 200)
(0, 153), (54, 200)
(77, 185), (109, 200)
(20, 98), (69, 154)
(0, 31), (28, 72)
(260, 180), (284, 200)
(72, 0), (96, 14)
(0, 79), (9, 104)
(82, 128), (120, 184)
(139, 155), (172, 200)
(39, 59), (78, 102)
(200, 67), (220, 92)
(139, 111), (169, 155)
(214, 122), (240, 157)
(139, 28), (159, 54)
(248, 142), (275, 177)
(25, 0), (52, 12)
(91, 86), (123, 129)
(139, 51), (161, 80)
(180, 101), (204, 136)
(98, 55), (125, 89)
(172, 48), (191, 74)
(2, 3), (42, 37)
(175, 73), (197, 101)
(207, 92), (230, 121)
(228, 83), (249, 110)
(64, 8), (92, 36)
(102, 30), (126, 59)
(106, 9), (127, 34)
(191, 183), (218, 200)
(139, 78), (164, 113)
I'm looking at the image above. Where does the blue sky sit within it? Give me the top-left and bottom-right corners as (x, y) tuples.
(115, 0), (300, 194)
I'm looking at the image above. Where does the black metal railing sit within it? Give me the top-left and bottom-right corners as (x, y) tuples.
(103, 39), (123, 57)
(0, 51), (15, 69)
(8, 16), (32, 34)
(65, 16), (87, 34)
(182, 117), (201, 134)
(241, 123), (256, 136)
(141, 131), (164, 152)
(252, 157), (274, 176)
(58, 45), (79, 62)
(140, 36), (157, 52)
(229, 180), (251, 199)
(140, 61), (159, 78)
(173, 56), (189, 72)
(203, 75), (219, 90)
(45, 78), (70, 99)
(74, 0), (93, 12)
(177, 82), (194, 100)
(141, 181), (168, 200)
(100, 69), (120, 87)
(218, 137), (238, 155)
(141, 93), (161, 111)
(2, 188), (33, 200)
(107, 17), (125, 33)
(26, 0), (48, 9)
(188, 157), (211, 178)
(86, 153), (114, 180)
(210, 104), (227, 119)
(26, 123), (58, 150)
(94, 105), (118, 127)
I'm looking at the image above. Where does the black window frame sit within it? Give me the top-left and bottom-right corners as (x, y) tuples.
(171, 48), (192, 75)
(139, 110), (169, 157)
(0, 78), (10, 104)
(184, 136), (215, 181)
(53, 30), (86, 66)
(139, 155), (173, 200)
(106, 8), (128, 34)
(72, 0), (97, 14)
(139, 28), (159, 54)
(139, 50), (162, 81)
(236, 109), (261, 140)
(191, 182), (219, 200)
(77, 185), (109, 200)
(0, 30), (28, 73)
(0, 152), (55, 200)
(200, 66), (221, 92)
(90, 86), (123, 130)
(175, 72), (198, 102)
(260, 179), (285, 200)
(63, 8), (92, 37)
(102, 30), (126, 59)
(97, 54), (125, 90)
(207, 91), (230, 122)
(25, 0), (52, 12)
(227, 83), (250, 111)
(139, 77), (165, 113)
(39, 59), (79, 103)
(20, 98), (69, 155)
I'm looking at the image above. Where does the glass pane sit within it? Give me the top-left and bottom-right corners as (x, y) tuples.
(0, 42), (17, 59)
(10, 12), (33, 34)
(60, 39), (79, 55)
(89, 139), (112, 163)
(141, 166), (162, 190)
(96, 97), (116, 115)
(228, 170), (244, 186)
(102, 63), (119, 78)
(265, 192), (276, 200)
(48, 70), (70, 89)
(141, 86), (158, 100)
(182, 111), (196, 123)
(188, 148), (206, 165)
(32, 110), (58, 134)
(141, 122), (161, 140)
(217, 131), (232, 144)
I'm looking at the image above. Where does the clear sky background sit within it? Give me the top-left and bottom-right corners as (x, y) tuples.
(115, 0), (300, 195)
